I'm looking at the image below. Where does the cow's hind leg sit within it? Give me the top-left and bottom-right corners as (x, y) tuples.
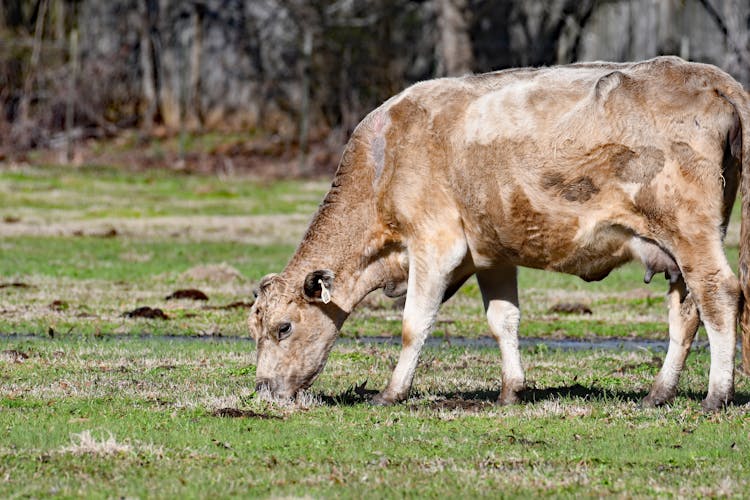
(677, 239), (738, 410)
(476, 267), (524, 405)
(371, 236), (468, 405)
(642, 277), (700, 407)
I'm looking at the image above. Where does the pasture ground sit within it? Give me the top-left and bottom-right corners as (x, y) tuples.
(1, 163), (749, 497)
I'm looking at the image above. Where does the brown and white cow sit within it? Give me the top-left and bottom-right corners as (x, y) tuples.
(249, 57), (750, 411)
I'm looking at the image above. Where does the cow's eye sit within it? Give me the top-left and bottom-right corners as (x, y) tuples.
(277, 322), (293, 341)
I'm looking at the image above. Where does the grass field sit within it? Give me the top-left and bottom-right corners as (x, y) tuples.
(1, 163), (749, 497)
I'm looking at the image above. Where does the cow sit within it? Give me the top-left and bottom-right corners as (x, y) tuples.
(249, 57), (750, 411)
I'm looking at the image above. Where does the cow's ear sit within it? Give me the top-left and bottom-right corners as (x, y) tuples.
(303, 270), (335, 303)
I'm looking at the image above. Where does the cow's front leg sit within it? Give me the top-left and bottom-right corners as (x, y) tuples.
(642, 277), (699, 407)
(476, 267), (524, 405)
(372, 237), (468, 405)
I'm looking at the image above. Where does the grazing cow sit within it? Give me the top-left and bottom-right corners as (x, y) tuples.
(249, 57), (750, 411)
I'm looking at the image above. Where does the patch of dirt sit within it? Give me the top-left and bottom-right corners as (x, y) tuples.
(72, 228), (118, 238)
(181, 264), (243, 283)
(123, 306), (169, 320)
(212, 408), (283, 419)
(49, 300), (69, 311)
(203, 301), (254, 310)
(0, 282), (31, 289)
(165, 289), (209, 301)
(548, 302), (593, 315)
(1, 349), (29, 362)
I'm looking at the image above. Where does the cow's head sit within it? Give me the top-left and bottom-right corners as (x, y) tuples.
(249, 269), (345, 398)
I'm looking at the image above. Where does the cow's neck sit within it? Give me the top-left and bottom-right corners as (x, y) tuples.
(284, 155), (396, 315)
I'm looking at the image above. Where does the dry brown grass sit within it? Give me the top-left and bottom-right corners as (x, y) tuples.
(0, 214), (311, 246)
(59, 430), (133, 456)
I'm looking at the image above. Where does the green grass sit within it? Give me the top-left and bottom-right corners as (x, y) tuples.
(0, 337), (748, 498)
(1, 162), (749, 497)
(0, 163), (327, 218)
(0, 236), (292, 281)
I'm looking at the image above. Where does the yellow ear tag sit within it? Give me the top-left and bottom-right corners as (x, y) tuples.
(318, 279), (331, 304)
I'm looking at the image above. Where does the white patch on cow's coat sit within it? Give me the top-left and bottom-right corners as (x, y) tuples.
(619, 182), (641, 200)
(463, 80), (541, 144)
(368, 109), (390, 182)
(572, 215), (595, 239)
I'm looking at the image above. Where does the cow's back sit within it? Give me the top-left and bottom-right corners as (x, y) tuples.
(370, 57), (740, 279)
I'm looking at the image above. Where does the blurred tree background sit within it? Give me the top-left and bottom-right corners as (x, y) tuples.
(0, 0), (748, 174)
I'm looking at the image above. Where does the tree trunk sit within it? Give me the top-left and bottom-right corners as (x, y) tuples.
(436, 0), (473, 76)
(722, 0), (750, 86)
(298, 27), (312, 173)
(18, 0), (48, 125)
(186, 3), (203, 130)
(138, 0), (157, 131)
(65, 28), (78, 162)
(657, 0), (681, 55)
(53, 0), (65, 42)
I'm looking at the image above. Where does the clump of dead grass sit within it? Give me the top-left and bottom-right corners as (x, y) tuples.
(60, 430), (132, 456)
(181, 263), (244, 283)
(58, 430), (164, 459)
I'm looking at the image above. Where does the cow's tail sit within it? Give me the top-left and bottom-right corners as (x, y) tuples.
(723, 83), (750, 375)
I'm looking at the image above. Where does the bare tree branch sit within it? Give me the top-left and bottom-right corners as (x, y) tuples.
(696, 0), (750, 69)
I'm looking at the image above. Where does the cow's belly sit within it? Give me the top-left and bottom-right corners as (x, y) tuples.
(466, 210), (679, 284)
(465, 213), (634, 280)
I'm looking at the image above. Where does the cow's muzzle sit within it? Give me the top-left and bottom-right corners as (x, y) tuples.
(255, 377), (295, 399)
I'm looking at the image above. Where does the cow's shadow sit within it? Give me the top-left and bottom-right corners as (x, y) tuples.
(318, 382), (750, 408)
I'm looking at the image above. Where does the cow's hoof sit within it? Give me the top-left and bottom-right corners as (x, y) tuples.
(701, 394), (732, 412)
(370, 392), (399, 406)
(640, 395), (669, 408)
(641, 387), (676, 408)
(640, 395), (661, 408)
